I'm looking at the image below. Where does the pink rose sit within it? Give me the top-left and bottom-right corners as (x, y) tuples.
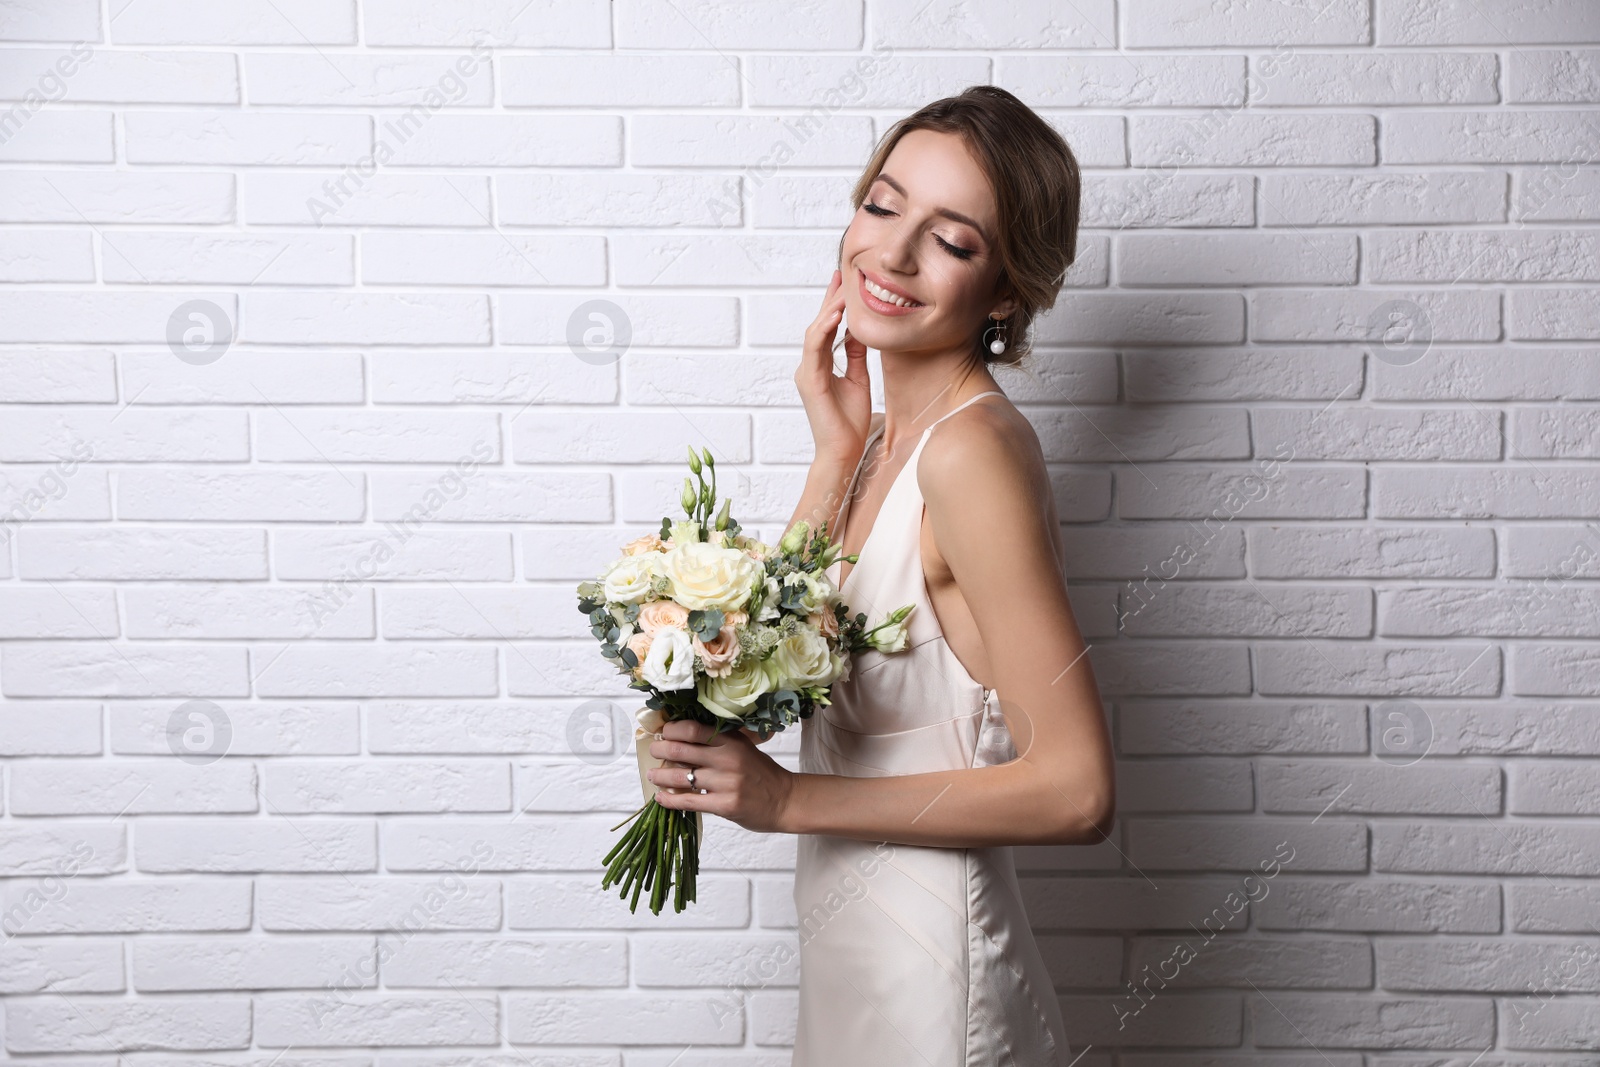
(637, 599), (690, 635)
(625, 630), (653, 674)
(621, 532), (666, 556)
(809, 608), (839, 640)
(693, 609), (747, 678)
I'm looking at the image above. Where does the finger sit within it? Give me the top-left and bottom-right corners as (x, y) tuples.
(652, 739), (712, 766)
(652, 765), (711, 792)
(656, 786), (721, 816)
(839, 332), (869, 389)
(656, 756), (705, 791)
(813, 271), (843, 324)
(808, 299), (845, 340)
(660, 719), (702, 743)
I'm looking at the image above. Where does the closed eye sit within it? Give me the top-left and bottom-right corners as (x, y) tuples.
(863, 202), (976, 261)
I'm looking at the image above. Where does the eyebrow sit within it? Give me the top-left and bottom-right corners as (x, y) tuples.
(872, 173), (991, 246)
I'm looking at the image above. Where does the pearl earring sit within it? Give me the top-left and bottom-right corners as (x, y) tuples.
(983, 317), (1007, 356)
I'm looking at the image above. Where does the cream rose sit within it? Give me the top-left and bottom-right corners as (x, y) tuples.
(781, 570), (833, 614)
(769, 627), (839, 689)
(753, 576), (781, 622)
(660, 541), (763, 613)
(602, 553), (660, 605)
(697, 656), (776, 721)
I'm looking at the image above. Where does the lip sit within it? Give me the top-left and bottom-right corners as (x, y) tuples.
(856, 268), (925, 315)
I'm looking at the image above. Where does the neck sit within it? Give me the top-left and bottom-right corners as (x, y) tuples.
(876, 348), (998, 453)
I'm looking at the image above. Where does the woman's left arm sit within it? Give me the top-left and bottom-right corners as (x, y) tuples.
(647, 418), (1115, 849)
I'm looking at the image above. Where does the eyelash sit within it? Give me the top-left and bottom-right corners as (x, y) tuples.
(862, 202), (976, 261)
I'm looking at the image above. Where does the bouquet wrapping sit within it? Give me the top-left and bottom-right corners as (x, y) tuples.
(577, 445), (914, 914)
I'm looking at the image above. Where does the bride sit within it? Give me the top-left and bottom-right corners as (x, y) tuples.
(645, 85), (1115, 1065)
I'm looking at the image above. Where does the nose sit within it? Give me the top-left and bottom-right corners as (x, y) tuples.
(875, 227), (917, 275)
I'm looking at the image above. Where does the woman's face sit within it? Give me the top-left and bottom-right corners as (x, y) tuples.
(839, 128), (1011, 359)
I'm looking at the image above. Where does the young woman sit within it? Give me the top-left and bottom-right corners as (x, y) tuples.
(644, 85), (1115, 1065)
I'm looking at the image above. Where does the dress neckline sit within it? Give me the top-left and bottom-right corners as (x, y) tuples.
(833, 390), (1007, 591)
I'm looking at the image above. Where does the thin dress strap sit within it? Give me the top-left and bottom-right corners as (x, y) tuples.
(835, 390), (1005, 542)
(923, 389), (1007, 432)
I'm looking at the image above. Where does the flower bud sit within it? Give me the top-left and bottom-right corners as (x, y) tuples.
(686, 446), (702, 475)
(714, 496), (731, 530)
(867, 604), (915, 654)
(779, 520), (809, 555)
(680, 478), (697, 515)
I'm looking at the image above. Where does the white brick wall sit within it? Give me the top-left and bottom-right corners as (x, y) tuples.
(0, 0), (1598, 1061)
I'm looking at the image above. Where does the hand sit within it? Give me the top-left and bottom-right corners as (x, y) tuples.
(794, 267), (871, 469)
(647, 719), (795, 834)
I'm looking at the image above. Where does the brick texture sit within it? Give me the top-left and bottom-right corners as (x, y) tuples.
(1, 0), (1598, 1061)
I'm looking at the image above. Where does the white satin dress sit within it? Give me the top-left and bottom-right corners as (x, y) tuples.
(792, 390), (1073, 1066)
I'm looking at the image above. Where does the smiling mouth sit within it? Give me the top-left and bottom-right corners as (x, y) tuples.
(858, 271), (924, 309)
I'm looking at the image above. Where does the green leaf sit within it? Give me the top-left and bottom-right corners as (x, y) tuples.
(686, 607), (725, 641)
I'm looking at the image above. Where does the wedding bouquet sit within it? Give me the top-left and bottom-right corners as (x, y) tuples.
(576, 445), (915, 914)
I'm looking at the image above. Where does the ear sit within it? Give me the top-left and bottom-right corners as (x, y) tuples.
(990, 282), (1018, 322)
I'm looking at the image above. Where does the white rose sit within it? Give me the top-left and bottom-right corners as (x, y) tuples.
(661, 541), (763, 613)
(697, 656), (776, 721)
(640, 627), (696, 691)
(602, 554), (660, 605)
(768, 626), (836, 688)
(781, 570), (832, 614)
(754, 576), (781, 621)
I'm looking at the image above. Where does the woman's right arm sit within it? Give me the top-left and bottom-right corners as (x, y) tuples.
(783, 448), (864, 545)
(787, 267), (874, 541)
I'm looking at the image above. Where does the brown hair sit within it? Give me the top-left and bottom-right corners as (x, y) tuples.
(837, 85), (1081, 369)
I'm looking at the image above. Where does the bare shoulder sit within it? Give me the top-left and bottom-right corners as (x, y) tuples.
(916, 394), (1044, 500)
(917, 394), (1067, 583)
